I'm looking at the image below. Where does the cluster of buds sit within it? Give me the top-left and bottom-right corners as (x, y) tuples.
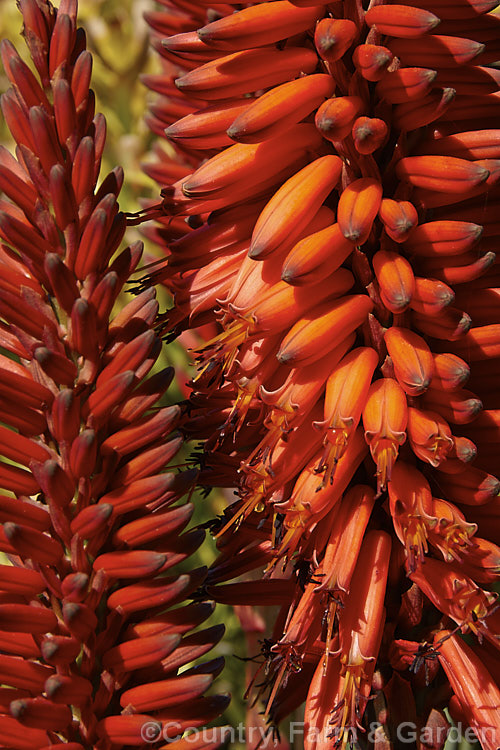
(0, 1), (226, 748)
(143, 0), (500, 746)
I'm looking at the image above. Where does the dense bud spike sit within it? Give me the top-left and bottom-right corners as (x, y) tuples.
(0, 2), (225, 746)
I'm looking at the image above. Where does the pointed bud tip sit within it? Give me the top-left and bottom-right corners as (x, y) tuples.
(225, 124), (240, 140)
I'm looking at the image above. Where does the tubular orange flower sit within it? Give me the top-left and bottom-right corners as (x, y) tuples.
(304, 531), (391, 750)
(227, 74), (335, 144)
(314, 485), (376, 655)
(337, 178), (383, 245)
(435, 631), (500, 750)
(388, 461), (438, 570)
(314, 18), (358, 63)
(281, 222), (354, 287)
(410, 559), (498, 643)
(378, 198), (419, 243)
(351, 116), (388, 155)
(313, 347), (378, 483)
(276, 295), (373, 366)
(409, 277), (455, 315)
(196, 1), (324, 51)
(426, 496), (477, 564)
(384, 326), (435, 396)
(406, 407), (454, 467)
(373, 249), (416, 313)
(174, 47), (319, 100)
(376, 66), (438, 103)
(365, 4), (441, 38)
(249, 155), (343, 259)
(352, 43), (393, 81)
(315, 95), (365, 143)
(363, 377), (408, 494)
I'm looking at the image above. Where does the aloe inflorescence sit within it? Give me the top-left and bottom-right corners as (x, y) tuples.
(142, 0), (500, 747)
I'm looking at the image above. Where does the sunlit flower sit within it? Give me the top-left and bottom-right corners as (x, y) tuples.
(434, 630), (500, 750)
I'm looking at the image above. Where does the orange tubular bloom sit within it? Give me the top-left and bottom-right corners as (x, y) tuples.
(410, 559), (498, 643)
(391, 86), (456, 131)
(388, 461), (437, 570)
(388, 34), (486, 68)
(180, 123), (321, 199)
(276, 295), (374, 367)
(352, 44), (393, 81)
(196, 1), (324, 51)
(226, 205), (334, 311)
(227, 74), (335, 144)
(330, 531), (392, 747)
(315, 485), (376, 655)
(406, 407), (454, 467)
(373, 249), (415, 313)
(409, 277), (455, 315)
(175, 47), (319, 100)
(314, 18), (358, 63)
(376, 67), (438, 104)
(315, 96), (364, 143)
(304, 654), (343, 750)
(166, 100), (251, 151)
(236, 267), (354, 336)
(231, 410), (326, 525)
(249, 155), (343, 259)
(275, 429), (368, 557)
(337, 178), (383, 246)
(396, 156), (490, 194)
(428, 496), (477, 563)
(251, 336), (355, 469)
(459, 536), (500, 585)
(281, 222), (354, 287)
(435, 465), (500, 506)
(431, 352), (470, 391)
(421, 387), (482, 424)
(304, 531), (391, 750)
(378, 198), (419, 243)
(351, 117), (388, 155)
(364, 4), (440, 38)
(384, 326), (435, 396)
(314, 347), (378, 483)
(435, 631), (500, 750)
(404, 220), (483, 256)
(363, 377), (408, 494)
(261, 337), (354, 422)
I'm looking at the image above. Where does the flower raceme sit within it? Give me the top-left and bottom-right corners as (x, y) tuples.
(0, 2), (227, 748)
(143, 0), (500, 744)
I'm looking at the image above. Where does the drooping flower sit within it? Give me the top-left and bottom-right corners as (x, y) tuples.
(434, 630), (500, 750)
(0, 2), (226, 747)
(140, 0), (500, 745)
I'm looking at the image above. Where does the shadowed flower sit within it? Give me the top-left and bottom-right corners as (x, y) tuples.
(434, 630), (500, 750)
(0, 2), (226, 747)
